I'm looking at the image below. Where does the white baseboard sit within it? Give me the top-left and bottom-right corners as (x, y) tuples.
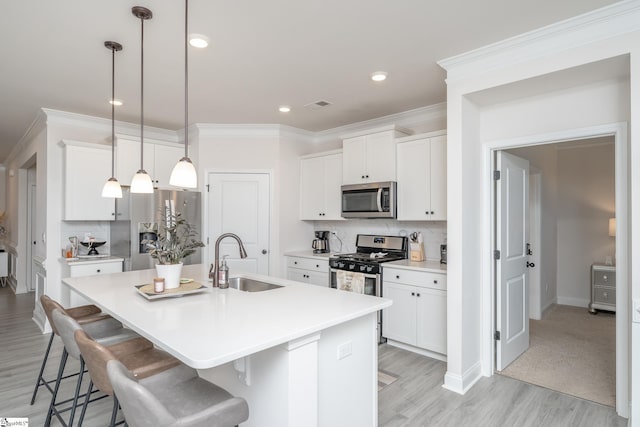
(386, 340), (447, 362)
(442, 360), (482, 395)
(556, 296), (590, 308)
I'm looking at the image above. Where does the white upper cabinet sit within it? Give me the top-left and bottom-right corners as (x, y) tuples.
(300, 151), (343, 220)
(396, 132), (447, 221)
(63, 141), (116, 221)
(116, 138), (183, 189)
(341, 126), (410, 185)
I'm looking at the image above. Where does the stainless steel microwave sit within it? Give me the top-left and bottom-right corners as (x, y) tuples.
(341, 181), (396, 218)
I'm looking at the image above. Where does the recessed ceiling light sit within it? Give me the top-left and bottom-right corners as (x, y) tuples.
(109, 99), (123, 106)
(189, 34), (209, 48)
(279, 106), (291, 113)
(371, 71), (388, 82)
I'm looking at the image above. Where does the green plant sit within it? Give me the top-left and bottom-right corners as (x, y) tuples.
(145, 211), (204, 265)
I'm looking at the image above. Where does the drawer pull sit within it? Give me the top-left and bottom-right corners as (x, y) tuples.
(416, 293), (421, 297)
(316, 264), (319, 268)
(294, 261), (298, 265)
(603, 275), (608, 280)
(411, 292), (415, 296)
(603, 292), (608, 298)
(434, 280), (438, 284)
(97, 269), (101, 273)
(396, 275), (400, 279)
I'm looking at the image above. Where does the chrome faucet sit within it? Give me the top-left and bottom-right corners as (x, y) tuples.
(210, 233), (248, 287)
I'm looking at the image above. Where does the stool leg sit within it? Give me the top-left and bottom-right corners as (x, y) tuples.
(30, 332), (55, 404)
(109, 396), (119, 427)
(45, 347), (68, 427)
(77, 380), (93, 427)
(67, 357), (85, 427)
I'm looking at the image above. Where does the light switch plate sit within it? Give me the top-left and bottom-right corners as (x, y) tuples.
(633, 299), (640, 323)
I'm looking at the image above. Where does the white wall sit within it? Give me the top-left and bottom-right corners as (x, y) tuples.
(439, 4), (637, 417)
(556, 141), (615, 307)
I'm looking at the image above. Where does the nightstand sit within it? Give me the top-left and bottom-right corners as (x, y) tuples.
(589, 264), (616, 314)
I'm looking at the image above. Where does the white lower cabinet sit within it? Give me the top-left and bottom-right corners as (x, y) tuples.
(382, 267), (447, 357)
(285, 256), (329, 287)
(64, 259), (123, 307)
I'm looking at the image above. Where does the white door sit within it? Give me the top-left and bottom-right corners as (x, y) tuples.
(27, 181), (37, 292)
(208, 173), (270, 275)
(496, 151), (530, 371)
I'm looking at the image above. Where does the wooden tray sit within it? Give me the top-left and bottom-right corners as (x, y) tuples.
(134, 281), (207, 300)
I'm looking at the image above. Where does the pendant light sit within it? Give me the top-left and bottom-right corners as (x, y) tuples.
(130, 6), (154, 194)
(169, 0), (198, 188)
(102, 41), (124, 198)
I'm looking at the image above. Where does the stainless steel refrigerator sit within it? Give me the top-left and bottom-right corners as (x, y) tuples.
(110, 188), (203, 271)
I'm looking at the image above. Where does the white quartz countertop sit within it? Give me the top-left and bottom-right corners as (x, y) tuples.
(61, 256), (125, 265)
(283, 251), (335, 260)
(384, 259), (447, 274)
(62, 264), (390, 369)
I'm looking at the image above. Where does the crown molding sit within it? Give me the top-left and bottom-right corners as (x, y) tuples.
(41, 108), (179, 143)
(438, 0), (640, 82)
(195, 123), (314, 142)
(6, 109), (48, 164)
(313, 103), (446, 144)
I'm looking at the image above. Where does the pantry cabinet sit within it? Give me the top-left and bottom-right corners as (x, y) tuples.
(382, 266), (447, 356)
(116, 138), (183, 189)
(62, 141), (116, 221)
(341, 126), (410, 185)
(299, 151), (343, 220)
(396, 132), (447, 221)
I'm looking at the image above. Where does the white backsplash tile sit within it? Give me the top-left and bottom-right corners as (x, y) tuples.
(61, 221), (112, 256)
(313, 220), (446, 260)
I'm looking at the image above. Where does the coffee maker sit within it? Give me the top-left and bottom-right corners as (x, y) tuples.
(312, 230), (330, 254)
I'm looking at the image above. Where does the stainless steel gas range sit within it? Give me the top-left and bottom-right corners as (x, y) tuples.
(329, 234), (408, 343)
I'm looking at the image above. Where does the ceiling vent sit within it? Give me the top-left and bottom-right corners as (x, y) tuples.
(304, 100), (332, 110)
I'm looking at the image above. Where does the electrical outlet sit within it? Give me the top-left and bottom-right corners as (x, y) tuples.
(337, 341), (352, 360)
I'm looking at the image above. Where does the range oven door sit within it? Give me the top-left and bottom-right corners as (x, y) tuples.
(329, 268), (380, 296)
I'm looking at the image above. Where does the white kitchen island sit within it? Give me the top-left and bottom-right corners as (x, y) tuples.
(62, 264), (390, 427)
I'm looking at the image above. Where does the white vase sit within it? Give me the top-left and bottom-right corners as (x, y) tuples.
(155, 263), (183, 290)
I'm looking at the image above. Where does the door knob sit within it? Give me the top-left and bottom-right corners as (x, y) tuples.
(262, 249), (267, 254)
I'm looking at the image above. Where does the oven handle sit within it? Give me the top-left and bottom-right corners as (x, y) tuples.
(376, 188), (383, 212)
(330, 268), (378, 280)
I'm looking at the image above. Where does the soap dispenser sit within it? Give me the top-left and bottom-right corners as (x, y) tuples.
(218, 255), (230, 289)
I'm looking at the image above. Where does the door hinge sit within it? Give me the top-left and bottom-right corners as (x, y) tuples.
(494, 170), (501, 180)
(206, 184), (210, 192)
(494, 250), (500, 260)
(206, 237), (210, 245)
(494, 331), (501, 341)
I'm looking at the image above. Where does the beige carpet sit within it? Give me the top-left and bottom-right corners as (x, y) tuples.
(499, 304), (616, 407)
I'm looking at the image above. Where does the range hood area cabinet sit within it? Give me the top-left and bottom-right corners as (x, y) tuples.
(299, 150), (343, 220)
(116, 137), (183, 189)
(341, 125), (410, 185)
(62, 140), (116, 221)
(396, 131), (447, 221)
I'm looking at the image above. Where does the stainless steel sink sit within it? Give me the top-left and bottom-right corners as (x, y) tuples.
(228, 277), (283, 292)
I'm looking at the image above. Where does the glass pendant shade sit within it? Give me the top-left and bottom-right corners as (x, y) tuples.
(130, 169), (154, 193)
(170, 156), (197, 188)
(102, 177), (123, 198)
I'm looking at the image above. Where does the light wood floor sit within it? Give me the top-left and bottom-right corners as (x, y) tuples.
(0, 287), (627, 426)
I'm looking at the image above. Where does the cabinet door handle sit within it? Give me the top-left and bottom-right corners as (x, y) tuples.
(431, 211), (434, 215)
(416, 293), (421, 297)
(434, 280), (438, 284)
(294, 261), (298, 265)
(97, 269), (101, 273)
(411, 292), (415, 296)
(365, 175), (369, 178)
(396, 275), (400, 279)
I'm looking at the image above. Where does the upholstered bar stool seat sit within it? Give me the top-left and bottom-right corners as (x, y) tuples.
(108, 360), (250, 427)
(43, 302), (140, 427)
(31, 297), (112, 404)
(70, 322), (182, 426)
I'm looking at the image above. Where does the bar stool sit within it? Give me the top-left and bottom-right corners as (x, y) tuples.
(42, 299), (140, 427)
(31, 296), (111, 404)
(54, 310), (181, 427)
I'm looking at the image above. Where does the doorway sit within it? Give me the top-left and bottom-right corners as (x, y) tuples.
(487, 123), (628, 416)
(206, 172), (271, 275)
(495, 139), (617, 406)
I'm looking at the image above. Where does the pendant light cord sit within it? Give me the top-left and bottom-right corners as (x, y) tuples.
(111, 47), (116, 177)
(184, 0), (189, 158)
(140, 14), (145, 169)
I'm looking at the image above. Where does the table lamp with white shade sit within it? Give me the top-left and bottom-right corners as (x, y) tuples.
(608, 217), (616, 265)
